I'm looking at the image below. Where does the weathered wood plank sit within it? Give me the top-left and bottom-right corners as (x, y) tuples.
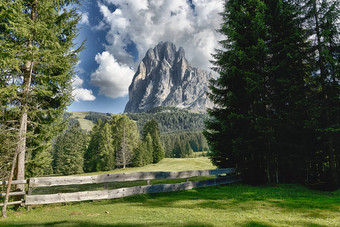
(0, 191), (25, 197)
(25, 175), (240, 205)
(29, 168), (237, 188)
(0, 200), (23, 207)
(0, 180), (27, 185)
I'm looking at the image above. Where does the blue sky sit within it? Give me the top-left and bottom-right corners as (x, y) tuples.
(67, 0), (223, 113)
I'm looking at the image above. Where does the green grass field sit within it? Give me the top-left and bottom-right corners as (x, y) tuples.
(69, 112), (94, 131)
(1, 158), (340, 226)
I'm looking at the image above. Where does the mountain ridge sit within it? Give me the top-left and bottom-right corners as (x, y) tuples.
(124, 41), (213, 113)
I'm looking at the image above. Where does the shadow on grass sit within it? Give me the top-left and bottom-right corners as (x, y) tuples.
(99, 183), (340, 213)
(0, 221), (214, 227)
(239, 221), (273, 227)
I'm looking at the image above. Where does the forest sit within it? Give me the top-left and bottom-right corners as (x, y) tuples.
(205, 0), (340, 190)
(52, 116), (164, 175)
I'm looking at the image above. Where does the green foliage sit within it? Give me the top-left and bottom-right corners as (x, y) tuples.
(84, 112), (111, 124)
(84, 115), (140, 172)
(205, 0), (336, 186)
(142, 119), (164, 163)
(112, 115), (139, 168)
(302, 0), (340, 189)
(0, 0), (83, 177)
(161, 131), (209, 158)
(53, 123), (88, 175)
(84, 120), (102, 173)
(126, 107), (207, 133)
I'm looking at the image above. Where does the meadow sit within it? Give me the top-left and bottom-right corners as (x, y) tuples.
(1, 158), (339, 227)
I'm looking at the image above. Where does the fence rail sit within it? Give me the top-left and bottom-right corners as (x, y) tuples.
(0, 180), (27, 207)
(28, 168), (236, 188)
(2, 168), (240, 207)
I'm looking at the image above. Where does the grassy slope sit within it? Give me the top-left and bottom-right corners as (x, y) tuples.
(1, 158), (340, 226)
(69, 112), (94, 131)
(77, 157), (216, 176)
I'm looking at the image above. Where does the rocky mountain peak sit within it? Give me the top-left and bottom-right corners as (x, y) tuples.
(124, 42), (213, 113)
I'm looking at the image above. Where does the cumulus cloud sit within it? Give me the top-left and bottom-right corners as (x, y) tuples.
(97, 0), (224, 70)
(72, 75), (96, 101)
(90, 51), (135, 98)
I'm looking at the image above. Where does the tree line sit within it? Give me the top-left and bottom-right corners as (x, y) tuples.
(161, 131), (209, 158)
(53, 116), (164, 175)
(125, 106), (207, 133)
(205, 0), (340, 190)
(79, 108), (210, 158)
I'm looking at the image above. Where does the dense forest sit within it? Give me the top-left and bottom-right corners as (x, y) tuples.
(205, 0), (339, 190)
(71, 107), (210, 158)
(52, 115), (164, 175)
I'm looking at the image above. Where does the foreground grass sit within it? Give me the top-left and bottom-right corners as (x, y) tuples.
(1, 184), (339, 226)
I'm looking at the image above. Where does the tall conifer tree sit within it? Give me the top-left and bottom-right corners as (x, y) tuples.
(0, 0), (83, 216)
(205, 0), (313, 184)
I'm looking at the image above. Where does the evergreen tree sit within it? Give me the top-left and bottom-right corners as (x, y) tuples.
(144, 133), (154, 165)
(132, 141), (147, 167)
(96, 122), (115, 171)
(142, 119), (164, 163)
(303, 0), (340, 188)
(205, 0), (313, 184)
(53, 123), (87, 175)
(84, 120), (102, 172)
(0, 0), (83, 190)
(204, 0), (268, 183)
(111, 115), (139, 168)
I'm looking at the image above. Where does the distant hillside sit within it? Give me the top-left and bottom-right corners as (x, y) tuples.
(125, 106), (207, 133)
(65, 112), (95, 131)
(67, 107), (207, 133)
(65, 107), (210, 156)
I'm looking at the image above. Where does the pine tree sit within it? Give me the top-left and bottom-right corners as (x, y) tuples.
(53, 123), (87, 175)
(111, 115), (139, 169)
(204, 0), (268, 183)
(205, 0), (313, 184)
(263, 0), (312, 183)
(84, 120), (102, 172)
(303, 0), (340, 188)
(132, 141), (147, 167)
(144, 133), (154, 164)
(142, 119), (164, 163)
(97, 122), (115, 171)
(0, 0), (83, 191)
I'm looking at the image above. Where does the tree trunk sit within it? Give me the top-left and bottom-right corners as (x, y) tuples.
(328, 134), (338, 188)
(15, 111), (28, 192)
(2, 151), (20, 218)
(16, 0), (36, 191)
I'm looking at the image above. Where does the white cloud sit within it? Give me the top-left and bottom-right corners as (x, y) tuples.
(72, 75), (96, 101)
(98, 0), (224, 70)
(90, 51), (135, 98)
(80, 12), (90, 25)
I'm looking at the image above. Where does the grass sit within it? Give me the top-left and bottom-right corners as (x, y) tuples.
(76, 157), (216, 176)
(69, 112), (94, 131)
(1, 184), (339, 226)
(1, 158), (340, 226)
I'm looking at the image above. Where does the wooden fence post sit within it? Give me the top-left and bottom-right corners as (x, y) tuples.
(27, 179), (33, 211)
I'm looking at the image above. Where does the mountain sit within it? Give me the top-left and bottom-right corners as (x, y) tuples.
(124, 41), (214, 113)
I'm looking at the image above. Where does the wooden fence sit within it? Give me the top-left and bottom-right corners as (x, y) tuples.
(0, 180), (26, 207)
(1, 168), (240, 207)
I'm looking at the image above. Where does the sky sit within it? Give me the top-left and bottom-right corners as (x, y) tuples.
(68, 0), (224, 113)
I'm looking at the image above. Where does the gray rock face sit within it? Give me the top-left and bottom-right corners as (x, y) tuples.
(124, 42), (213, 113)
